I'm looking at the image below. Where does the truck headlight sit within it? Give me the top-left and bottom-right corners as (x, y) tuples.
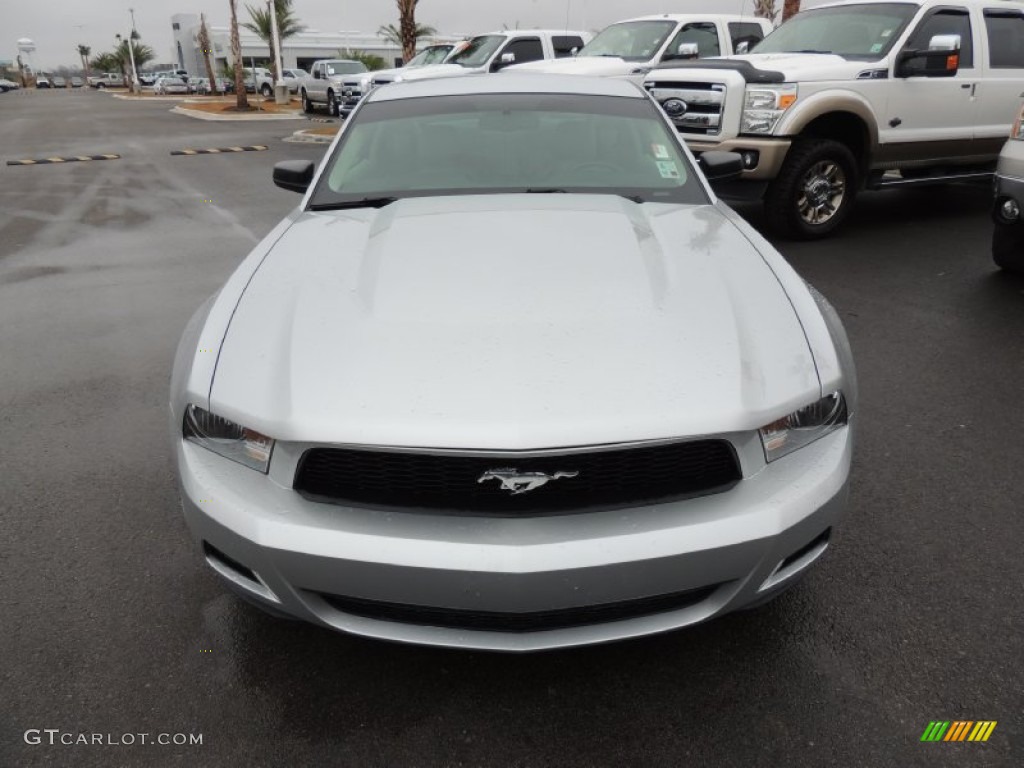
(183, 405), (274, 472)
(741, 85), (798, 135)
(759, 392), (848, 462)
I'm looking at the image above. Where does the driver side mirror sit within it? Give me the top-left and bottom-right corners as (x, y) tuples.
(698, 151), (744, 186)
(664, 42), (700, 62)
(895, 33), (961, 78)
(735, 41), (750, 54)
(273, 160), (315, 194)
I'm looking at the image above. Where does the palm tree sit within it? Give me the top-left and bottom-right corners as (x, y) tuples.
(242, 0), (304, 82)
(377, 21), (437, 51)
(396, 0), (421, 65)
(197, 14), (219, 95)
(782, 0), (802, 22)
(114, 36), (154, 87)
(92, 52), (119, 76)
(752, 0), (778, 24)
(77, 44), (92, 80)
(229, 0), (249, 109)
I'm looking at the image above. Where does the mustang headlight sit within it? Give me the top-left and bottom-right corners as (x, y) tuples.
(1012, 104), (1024, 140)
(741, 85), (798, 135)
(183, 404), (274, 472)
(759, 392), (848, 462)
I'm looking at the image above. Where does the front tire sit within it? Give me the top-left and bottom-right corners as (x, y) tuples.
(765, 139), (858, 240)
(327, 89), (338, 117)
(301, 90), (313, 114)
(260, 83), (272, 97)
(993, 220), (1024, 273)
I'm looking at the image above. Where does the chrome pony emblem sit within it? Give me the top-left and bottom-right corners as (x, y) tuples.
(478, 469), (579, 495)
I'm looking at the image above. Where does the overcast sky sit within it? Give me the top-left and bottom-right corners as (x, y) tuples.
(5, 0), (832, 70)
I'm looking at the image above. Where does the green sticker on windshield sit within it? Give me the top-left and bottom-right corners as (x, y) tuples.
(657, 160), (680, 180)
(870, 43), (883, 53)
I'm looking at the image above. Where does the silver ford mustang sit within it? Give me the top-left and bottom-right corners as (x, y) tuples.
(170, 74), (856, 651)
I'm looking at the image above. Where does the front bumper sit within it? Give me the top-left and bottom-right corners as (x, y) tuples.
(176, 427), (851, 651)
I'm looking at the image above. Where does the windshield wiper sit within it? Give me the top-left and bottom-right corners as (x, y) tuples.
(526, 188), (569, 194)
(309, 197), (398, 211)
(789, 49), (833, 54)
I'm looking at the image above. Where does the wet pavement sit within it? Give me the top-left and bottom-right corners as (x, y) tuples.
(1, 89), (1021, 767)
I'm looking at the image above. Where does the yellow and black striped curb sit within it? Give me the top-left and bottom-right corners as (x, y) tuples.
(170, 145), (269, 156)
(6, 154), (121, 166)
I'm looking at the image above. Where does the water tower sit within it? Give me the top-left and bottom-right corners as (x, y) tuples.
(17, 37), (37, 74)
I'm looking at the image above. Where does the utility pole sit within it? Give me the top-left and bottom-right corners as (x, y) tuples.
(127, 8), (140, 94)
(269, 0), (288, 104)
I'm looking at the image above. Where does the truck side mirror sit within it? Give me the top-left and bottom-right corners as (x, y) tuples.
(895, 34), (961, 78)
(664, 42), (700, 61)
(736, 41), (750, 54)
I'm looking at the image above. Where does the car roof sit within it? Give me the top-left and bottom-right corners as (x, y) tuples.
(367, 73), (644, 103)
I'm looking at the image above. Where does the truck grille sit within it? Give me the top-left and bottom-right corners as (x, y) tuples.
(293, 439), (741, 515)
(646, 81), (726, 136)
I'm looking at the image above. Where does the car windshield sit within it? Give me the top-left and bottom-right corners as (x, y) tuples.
(448, 35), (505, 67)
(578, 20), (677, 62)
(408, 46), (454, 67)
(753, 2), (917, 59)
(325, 61), (367, 75)
(310, 93), (708, 207)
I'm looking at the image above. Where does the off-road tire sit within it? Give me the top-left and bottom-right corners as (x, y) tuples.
(327, 89), (339, 117)
(765, 138), (859, 240)
(301, 90), (313, 114)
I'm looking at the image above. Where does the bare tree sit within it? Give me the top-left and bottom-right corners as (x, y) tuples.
(229, 0), (249, 108)
(198, 14), (219, 95)
(752, 0), (778, 24)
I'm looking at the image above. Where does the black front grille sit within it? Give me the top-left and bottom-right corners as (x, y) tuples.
(318, 584), (722, 632)
(293, 440), (741, 515)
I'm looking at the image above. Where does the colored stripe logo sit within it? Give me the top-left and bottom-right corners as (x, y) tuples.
(921, 721), (997, 742)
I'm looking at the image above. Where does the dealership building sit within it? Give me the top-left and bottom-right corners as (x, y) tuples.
(170, 13), (462, 75)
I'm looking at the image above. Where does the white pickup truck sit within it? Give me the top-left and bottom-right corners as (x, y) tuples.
(645, 0), (1024, 239)
(300, 59), (369, 116)
(390, 29), (591, 84)
(510, 14), (772, 82)
(88, 72), (123, 89)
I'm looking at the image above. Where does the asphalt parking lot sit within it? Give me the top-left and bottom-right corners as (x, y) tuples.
(1, 89), (1021, 768)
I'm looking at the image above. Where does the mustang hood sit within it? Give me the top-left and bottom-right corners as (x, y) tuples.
(210, 195), (821, 449)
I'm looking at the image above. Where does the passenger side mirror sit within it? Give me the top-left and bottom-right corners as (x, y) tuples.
(312, 69), (321, 80)
(698, 151), (744, 185)
(664, 42), (700, 62)
(736, 41), (750, 54)
(895, 34), (961, 78)
(273, 160), (315, 194)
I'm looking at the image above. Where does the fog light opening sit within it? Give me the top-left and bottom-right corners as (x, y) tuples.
(203, 541), (280, 603)
(740, 150), (760, 170)
(759, 527), (832, 592)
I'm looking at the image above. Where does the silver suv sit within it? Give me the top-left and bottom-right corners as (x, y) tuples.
(993, 102), (1024, 272)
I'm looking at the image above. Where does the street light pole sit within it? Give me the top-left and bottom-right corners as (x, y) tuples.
(127, 8), (140, 94)
(268, 0), (288, 104)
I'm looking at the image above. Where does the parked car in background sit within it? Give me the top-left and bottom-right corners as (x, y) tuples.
(281, 68), (308, 93)
(299, 59), (368, 115)
(388, 30), (591, 85)
(70, 76), (84, 88)
(35, 76), (51, 88)
(510, 14), (771, 82)
(0, 78), (20, 92)
(242, 67), (273, 95)
(51, 76), (67, 88)
(173, 73), (856, 651)
(154, 76), (189, 95)
(340, 43), (457, 116)
(993, 101), (1024, 273)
